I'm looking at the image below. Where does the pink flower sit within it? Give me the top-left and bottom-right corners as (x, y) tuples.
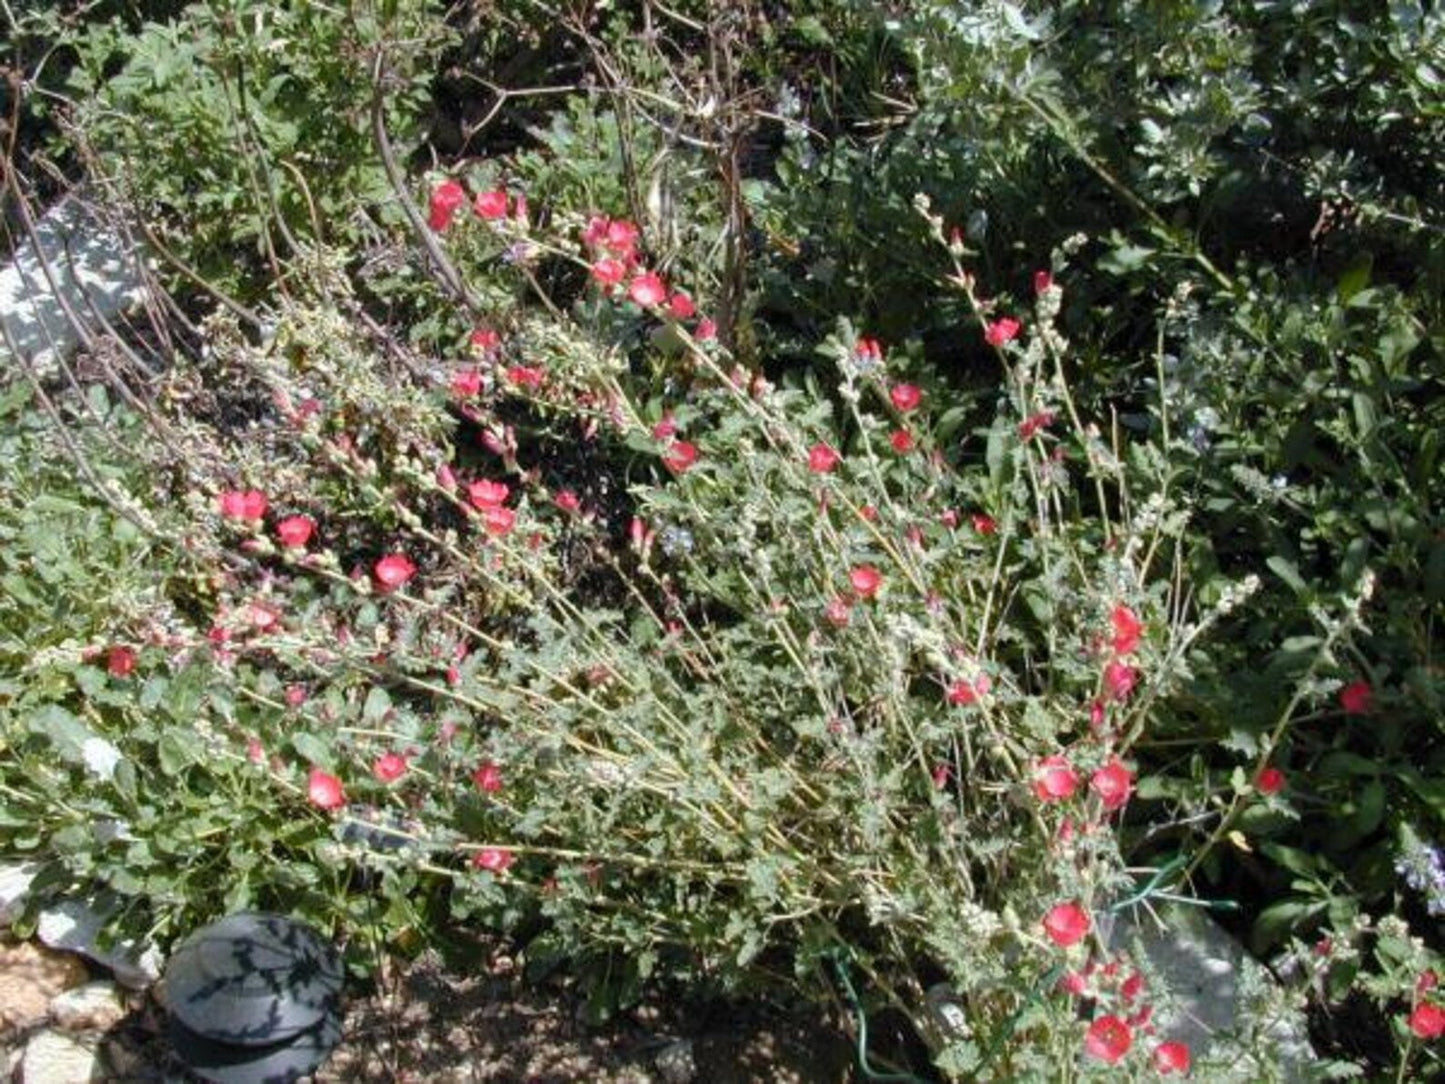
(667, 292), (696, 319)
(984, 317), (1021, 347)
(931, 764), (951, 789)
(554, 489), (582, 514)
(1091, 756), (1134, 811)
(1339, 680), (1373, 715)
(1256, 766), (1286, 795)
(307, 768), (345, 811)
(1103, 660), (1138, 701)
(849, 565), (882, 599)
(824, 597), (852, 628)
(890, 429), (915, 454)
(1153, 1041), (1191, 1075)
(1111, 605), (1143, 656)
(472, 761), (503, 793)
(106, 645), (137, 678)
(591, 258), (628, 287)
(469, 327), (501, 354)
(1032, 755), (1080, 802)
(855, 338), (883, 365)
(275, 515), (315, 550)
(1409, 1002), (1445, 1040)
(652, 416), (678, 440)
(628, 272), (667, 307)
(373, 752), (408, 783)
(663, 441), (698, 474)
(436, 464), (458, 492)
(506, 365), (544, 390)
(285, 685), (308, 708)
(374, 553), (417, 591)
(472, 847), (513, 874)
(971, 513), (997, 535)
(1042, 902), (1091, 948)
(473, 189), (508, 220)
(480, 505), (515, 538)
(1084, 1015), (1132, 1064)
(468, 479), (510, 508)
(1418, 971), (1439, 995)
(694, 319), (717, 341)
(890, 383), (922, 412)
(428, 179), (466, 231)
(1034, 270), (1055, 295)
(451, 368), (483, 397)
(219, 489), (268, 521)
(808, 444), (840, 474)
(1018, 411), (1056, 440)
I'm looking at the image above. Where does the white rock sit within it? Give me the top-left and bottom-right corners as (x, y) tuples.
(0, 862), (40, 927)
(0, 196), (148, 376)
(36, 900), (163, 989)
(18, 1030), (102, 1084)
(50, 981), (127, 1033)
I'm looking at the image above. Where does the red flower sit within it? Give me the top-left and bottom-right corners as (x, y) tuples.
(275, 515), (315, 550)
(472, 847), (513, 874)
(1042, 902), (1091, 948)
(473, 188), (508, 220)
(468, 479), (510, 508)
(628, 272), (667, 307)
(947, 675), (991, 706)
(1018, 411), (1056, 440)
(1410, 1002), (1445, 1040)
(1033, 755), (1079, 802)
(663, 441), (698, 474)
(472, 761), (504, 794)
(984, 317), (1021, 347)
(855, 338), (883, 365)
(106, 645), (137, 678)
(506, 365), (544, 390)
(1339, 680), (1373, 715)
(1121, 971), (1144, 1002)
(1153, 1040), (1191, 1074)
(971, 513), (997, 535)
(824, 597), (852, 628)
(374, 553), (417, 591)
(890, 429), (915, 454)
(652, 416), (678, 440)
(849, 565), (883, 599)
(1103, 659), (1138, 701)
(219, 489), (268, 521)
(469, 327), (501, 355)
(307, 768), (345, 811)
(667, 292), (696, 319)
(591, 257), (628, 287)
(554, 489), (582, 514)
(373, 752), (408, 783)
(695, 319), (717, 341)
(1091, 756), (1134, 811)
(451, 368), (483, 397)
(931, 764), (951, 789)
(480, 505), (515, 538)
(1111, 605), (1143, 656)
(1084, 1015), (1132, 1064)
(808, 444), (840, 474)
(428, 179), (466, 231)
(1034, 270), (1055, 295)
(890, 383), (922, 412)
(1256, 766), (1286, 795)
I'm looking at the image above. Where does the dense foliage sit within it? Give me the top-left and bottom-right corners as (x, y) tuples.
(2, 1), (1442, 1079)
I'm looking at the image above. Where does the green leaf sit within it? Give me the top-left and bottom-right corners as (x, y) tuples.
(1265, 555), (1306, 595)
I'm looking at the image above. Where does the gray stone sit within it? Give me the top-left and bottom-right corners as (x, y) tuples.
(18, 1030), (102, 1084)
(36, 900), (163, 990)
(1107, 902), (1315, 1081)
(0, 196), (148, 377)
(50, 982), (127, 1033)
(0, 862), (40, 928)
(653, 1038), (695, 1084)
